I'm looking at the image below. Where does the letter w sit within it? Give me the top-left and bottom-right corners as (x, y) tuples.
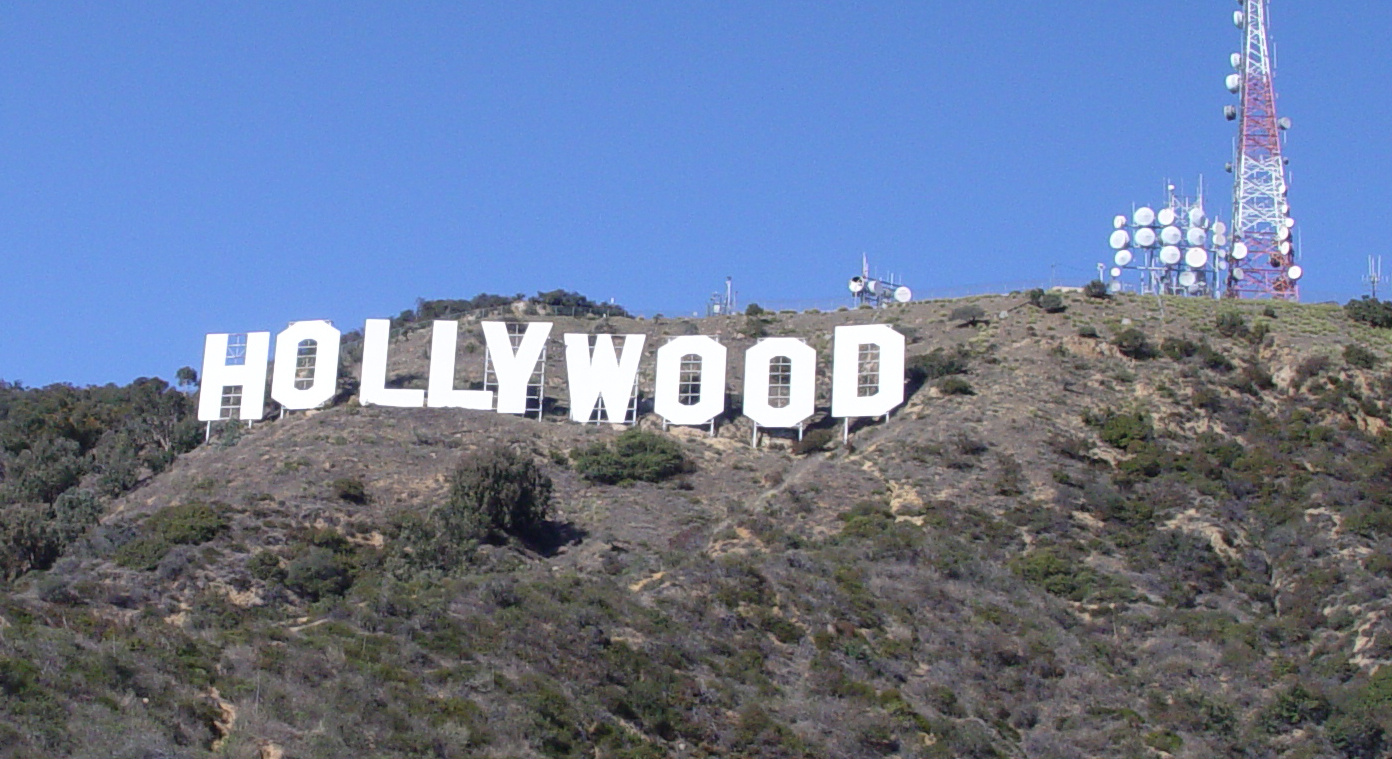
(563, 334), (646, 423)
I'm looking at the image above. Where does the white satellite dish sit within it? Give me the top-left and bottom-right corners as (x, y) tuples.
(848, 277), (865, 294)
(1285, 217), (1296, 228)
(1157, 208), (1177, 226)
(1135, 228), (1158, 247)
(1232, 242), (1248, 260)
(1287, 265), (1304, 281)
(893, 285), (912, 303)
(1134, 207), (1156, 227)
(1113, 215), (1128, 229)
(1232, 268), (1246, 281)
(866, 279), (881, 294)
(1213, 233), (1228, 247)
(1230, 52), (1242, 70)
(1160, 226), (1183, 246)
(1114, 250), (1134, 266)
(1189, 208), (1208, 228)
(1108, 281), (1123, 294)
(1281, 201), (1290, 214)
(1279, 240), (1293, 255)
(1213, 220), (1227, 235)
(1233, 11), (1245, 28)
(1185, 247), (1209, 268)
(1109, 230), (1131, 250)
(1218, 259), (1229, 271)
(1160, 246), (1182, 265)
(1226, 74), (1242, 93)
(1277, 226), (1292, 242)
(1179, 271), (1198, 288)
(1110, 267), (1122, 279)
(1186, 227), (1208, 247)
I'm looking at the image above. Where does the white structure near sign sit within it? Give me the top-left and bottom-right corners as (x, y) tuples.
(199, 320), (905, 435)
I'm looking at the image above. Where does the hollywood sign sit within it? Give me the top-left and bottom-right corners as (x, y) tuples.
(198, 319), (906, 430)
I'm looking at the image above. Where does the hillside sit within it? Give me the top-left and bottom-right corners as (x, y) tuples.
(6, 291), (1392, 758)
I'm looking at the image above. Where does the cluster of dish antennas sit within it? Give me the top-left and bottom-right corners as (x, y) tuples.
(848, 276), (912, 306)
(1107, 203), (1227, 296)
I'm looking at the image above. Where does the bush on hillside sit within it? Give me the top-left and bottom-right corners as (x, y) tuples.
(1085, 409), (1153, 451)
(1112, 327), (1157, 359)
(937, 377), (975, 396)
(1347, 297), (1392, 328)
(572, 430), (691, 485)
(1084, 280), (1110, 299)
(1345, 343), (1379, 370)
(1216, 311), (1248, 338)
(443, 446), (553, 542)
(907, 347), (970, 383)
(949, 304), (986, 326)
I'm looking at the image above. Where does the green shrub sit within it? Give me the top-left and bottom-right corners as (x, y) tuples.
(1347, 297), (1392, 328)
(1085, 409), (1153, 450)
(1011, 548), (1099, 601)
(1216, 311), (1248, 338)
(572, 430), (691, 485)
(441, 446), (553, 541)
(145, 502), (228, 545)
(791, 428), (837, 456)
(950, 304), (986, 326)
(1038, 292), (1066, 313)
(1161, 337), (1199, 360)
(1084, 280), (1110, 299)
(1143, 730), (1183, 753)
(1112, 327), (1156, 359)
(285, 548), (354, 601)
(331, 477), (369, 504)
(907, 347), (970, 382)
(114, 536), (172, 571)
(1345, 343), (1379, 369)
(744, 303), (765, 316)
(1077, 325), (1100, 339)
(937, 377), (975, 396)
(248, 550), (285, 583)
(1259, 683), (1330, 733)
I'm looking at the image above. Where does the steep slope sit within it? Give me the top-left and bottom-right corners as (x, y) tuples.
(5, 292), (1392, 759)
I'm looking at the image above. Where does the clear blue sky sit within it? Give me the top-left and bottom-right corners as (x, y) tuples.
(2, 2), (1388, 386)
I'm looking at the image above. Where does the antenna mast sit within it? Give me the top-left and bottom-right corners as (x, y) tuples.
(1223, 0), (1302, 299)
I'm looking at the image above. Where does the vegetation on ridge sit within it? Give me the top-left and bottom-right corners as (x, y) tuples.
(6, 293), (1392, 756)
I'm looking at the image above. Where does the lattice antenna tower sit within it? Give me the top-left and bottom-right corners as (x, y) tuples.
(848, 254), (912, 308)
(1222, 0), (1303, 298)
(1106, 180), (1228, 298)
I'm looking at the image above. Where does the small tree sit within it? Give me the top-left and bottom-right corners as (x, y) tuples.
(1038, 292), (1066, 313)
(441, 446), (553, 544)
(1084, 280), (1110, 299)
(950, 304), (986, 327)
(175, 366), (199, 390)
(1112, 327), (1156, 360)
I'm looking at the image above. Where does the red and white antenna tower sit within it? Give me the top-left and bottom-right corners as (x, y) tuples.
(1223, 0), (1303, 299)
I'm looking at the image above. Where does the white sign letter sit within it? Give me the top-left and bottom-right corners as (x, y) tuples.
(831, 324), (905, 418)
(563, 333), (646, 423)
(360, 319), (425, 408)
(742, 338), (816, 429)
(270, 321), (341, 411)
(654, 336), (727, 426)
(481, 321), (552, 414)
(197, 332), (271, 422)
(428, 321), (492, 410)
